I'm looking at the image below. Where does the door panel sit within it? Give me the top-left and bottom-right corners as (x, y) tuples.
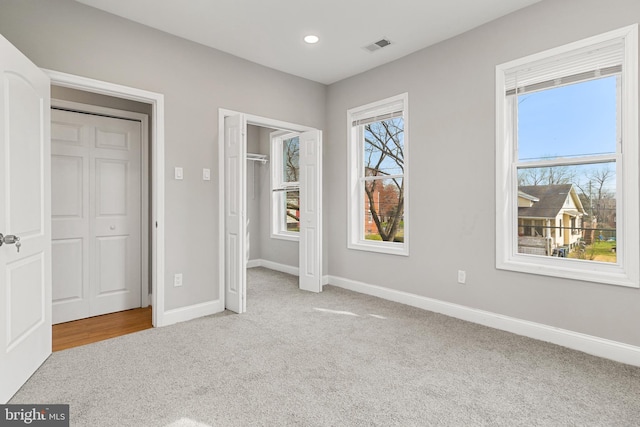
(7, 75), (44, 236)
(0, 34), (51, 404)
(96, 159), (128, 215)
(96, 235), (128, 294)
(224, 114), (246, 313)
(51, 120), (82, 144)
(51, 155), (84, 217)
(299, 130), (322, 292)
(6, 255), (45, 350)
(51, 239), (83, 302)
(96, 127), (129, 150)
(51, 109), (142, 323)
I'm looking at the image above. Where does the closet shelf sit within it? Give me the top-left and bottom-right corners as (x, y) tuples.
(247, 153), (268, 164)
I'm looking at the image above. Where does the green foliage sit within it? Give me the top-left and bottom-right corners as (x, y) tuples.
(365, 234), (383, 241)
(589, 241), (616, 256)
(571, 240), (616, 262)
(365, 233), (404, 242)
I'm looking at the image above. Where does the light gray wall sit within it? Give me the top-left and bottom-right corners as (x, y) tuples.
(325, 0), (640, 346)
(0, 0), (325, 310)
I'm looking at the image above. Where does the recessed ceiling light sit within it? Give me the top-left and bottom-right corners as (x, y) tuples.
(304, 35), (319, 44)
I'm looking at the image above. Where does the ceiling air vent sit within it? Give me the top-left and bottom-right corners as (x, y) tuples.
(364, 38), (392, 53)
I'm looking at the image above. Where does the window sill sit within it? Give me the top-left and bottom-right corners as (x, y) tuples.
(497, 254), (638, 288)
(271, 232), (299, 242)
(348, 240), (408, 256)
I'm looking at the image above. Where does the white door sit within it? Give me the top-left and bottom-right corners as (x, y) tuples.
(0, 35), (52, 404)
(298, 130), (323, 292)
(51, 109), (142, 324)
(224, 114), (246, 313)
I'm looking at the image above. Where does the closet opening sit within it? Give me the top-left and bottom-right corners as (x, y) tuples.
(246, 125), (300, 274)
(219, 110), (323, 314)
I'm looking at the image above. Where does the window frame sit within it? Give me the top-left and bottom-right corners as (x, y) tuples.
(347, 93), (409, 256)
(495, 25), (639, 287)
(270, 130), (300, 241)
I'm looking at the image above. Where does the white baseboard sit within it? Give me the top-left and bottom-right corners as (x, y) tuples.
(327, 275), (640, 367)
(247, 259), (299, 276)
(246, 259), (261, 269)
(161, 299), (224, 327)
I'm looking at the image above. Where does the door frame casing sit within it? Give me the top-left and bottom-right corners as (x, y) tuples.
(44, 69), (166, 327)
(218, 108), (323, 309)
(51, 99), (150, 318)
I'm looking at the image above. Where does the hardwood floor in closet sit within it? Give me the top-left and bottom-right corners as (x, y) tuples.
(52, 307), (152, 352)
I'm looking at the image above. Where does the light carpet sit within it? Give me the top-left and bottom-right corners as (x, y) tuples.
(10, 267), (640, 426)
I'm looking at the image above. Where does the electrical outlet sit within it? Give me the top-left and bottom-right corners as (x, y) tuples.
(174, 273), (183, 287)
(457, 270), (466, 284)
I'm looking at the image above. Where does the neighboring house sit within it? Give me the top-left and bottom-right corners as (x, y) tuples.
(363, 166), (381, 236)
(518, 184), (587, 255)
(363, 182), (403, 238)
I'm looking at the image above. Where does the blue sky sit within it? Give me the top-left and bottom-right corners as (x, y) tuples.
(517, 76), (617, 162)
(364, 118), (404, 176)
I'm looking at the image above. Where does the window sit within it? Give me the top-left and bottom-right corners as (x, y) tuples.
(271, 131), (300, 240)
(496, 25), (639, 287)
(348, 93), (409, 256)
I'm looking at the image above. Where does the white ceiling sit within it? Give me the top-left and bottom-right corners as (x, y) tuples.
(75, 0), (541, 85)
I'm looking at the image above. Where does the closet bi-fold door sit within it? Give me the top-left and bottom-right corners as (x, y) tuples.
(224, 113), (247, 313)
(299, 130), (322, 293)
(51, 108), (142, 324)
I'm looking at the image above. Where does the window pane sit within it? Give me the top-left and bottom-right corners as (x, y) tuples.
(517, 162), (616, 263)
(363, 177), (404, 242)
(284, 190), (299, 232)
(517, 76), (617, 161)
(364, 117), (404, 177)
(283, 136), (299, 183)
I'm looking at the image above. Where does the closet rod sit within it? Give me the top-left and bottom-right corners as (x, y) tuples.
(247, 153), (268, 164)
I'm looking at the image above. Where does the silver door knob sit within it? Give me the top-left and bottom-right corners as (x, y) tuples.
(0, 233), (21, 253)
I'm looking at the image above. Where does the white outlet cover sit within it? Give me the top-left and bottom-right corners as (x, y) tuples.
(457, 270), (466, 284)
(203, 168), (211, 181)
(175, 167), (183, 180)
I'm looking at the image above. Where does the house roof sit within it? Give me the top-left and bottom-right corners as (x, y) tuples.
(517, 190), (539, 202)
(518, 184), (585, 219)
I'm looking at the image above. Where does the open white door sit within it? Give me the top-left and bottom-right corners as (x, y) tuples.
(299, 130), (322, 292)
(0, 35), (52, 403)
(224, 114), (246, 313)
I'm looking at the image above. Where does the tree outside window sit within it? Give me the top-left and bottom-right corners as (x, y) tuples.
(348, 93), (409, 256)
(363, 118), (404, 242)
(282, 136), (300, 232)
(271, 133), (300, 239)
